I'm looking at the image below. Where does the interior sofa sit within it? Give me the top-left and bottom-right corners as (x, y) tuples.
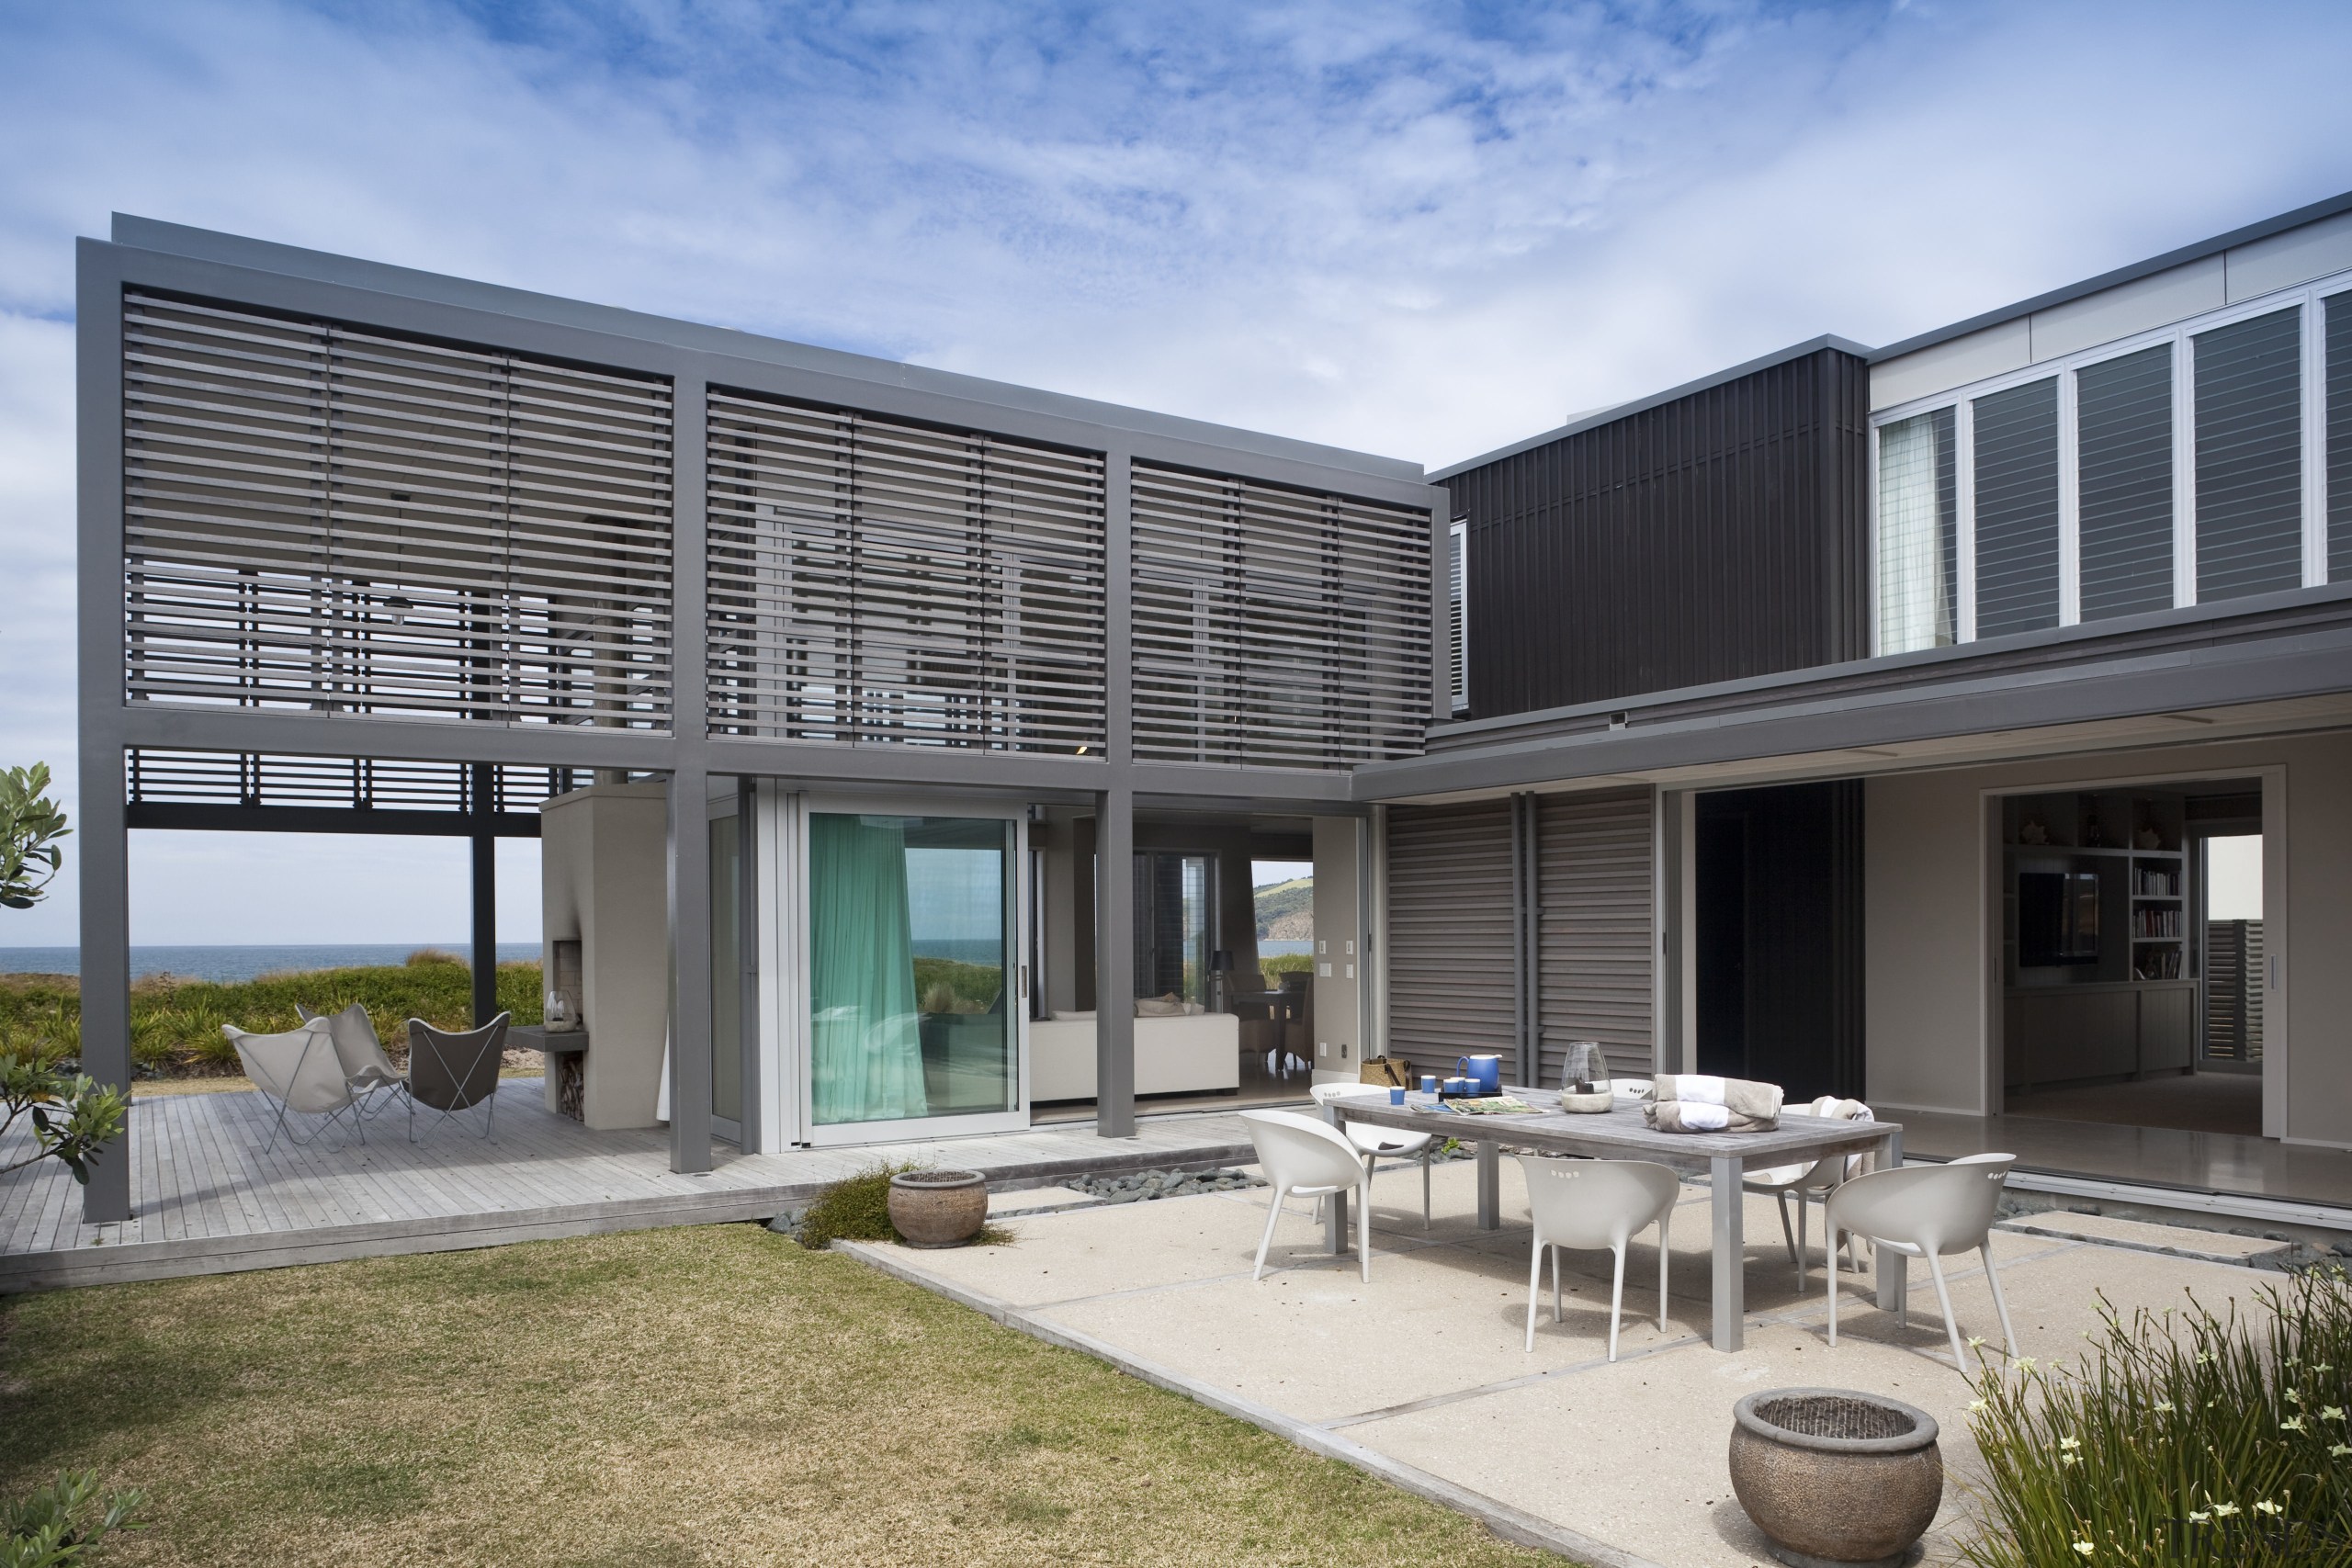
(1029, 1008), (1240, 1101)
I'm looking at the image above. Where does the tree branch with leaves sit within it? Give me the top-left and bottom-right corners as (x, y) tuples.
(2, 763), (70, 910)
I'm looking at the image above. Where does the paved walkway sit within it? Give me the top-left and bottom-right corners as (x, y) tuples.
(847, 1157), (2292, 1567)
(0, 1077), (1253, 1292)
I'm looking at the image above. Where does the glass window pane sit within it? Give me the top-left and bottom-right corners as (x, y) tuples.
(810, 812), (1012, 1124)
(2328, 292), (2352, 582)
(1973, 378), (2062, 638)
(2194, 305), (2303, 602)
(2076, 344), (2175, 621)
(1874, 408), (1956, 652)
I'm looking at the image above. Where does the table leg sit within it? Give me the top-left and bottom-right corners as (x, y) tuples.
(1874, 1128), (1905, 1315)
(1476, 1139), (1500, 1230)
(1711, 1155), (1745, 1352)
(1321, 1100), (1351, 1256)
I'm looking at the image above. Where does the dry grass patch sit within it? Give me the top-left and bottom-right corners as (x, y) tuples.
(0, 1225), (1555, 1567)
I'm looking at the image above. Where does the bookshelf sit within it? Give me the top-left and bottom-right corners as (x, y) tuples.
(2001, 789), (2195, 1090)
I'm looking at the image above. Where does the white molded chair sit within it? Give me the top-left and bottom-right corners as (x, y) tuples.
(1240, 1109), (1374, 1283)
(296, 1001), (404, 1118)
(1518, 1156), (1681, 1361)
(1309, 1082), (1436, 1226)
(225, 1021), (363, 1151)
(1746, 1095), (1876, 1288)
(1825, 1153), (2018, 1367)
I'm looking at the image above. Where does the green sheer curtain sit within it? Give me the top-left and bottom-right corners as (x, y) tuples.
(810, 814), (928, 1124)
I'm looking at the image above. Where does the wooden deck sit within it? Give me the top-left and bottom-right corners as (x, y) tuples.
(0, 1079), (1257, 1292)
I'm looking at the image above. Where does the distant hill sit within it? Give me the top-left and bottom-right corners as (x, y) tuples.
(1254, 876), (1312, 940)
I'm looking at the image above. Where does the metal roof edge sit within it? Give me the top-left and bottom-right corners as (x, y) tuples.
(1866, 187), (2352, 366)
(1426, 334), (1873, 484)
(104, 214), (1426, 485)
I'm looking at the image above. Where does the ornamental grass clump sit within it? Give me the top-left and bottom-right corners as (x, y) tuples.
(1960, 1268), (2352, 1566)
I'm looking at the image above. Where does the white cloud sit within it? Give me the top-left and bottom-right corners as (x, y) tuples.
(0, 0), (2347, 947)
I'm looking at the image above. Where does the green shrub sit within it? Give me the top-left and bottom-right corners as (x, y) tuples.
(1259, 952), (1312, 989)
(792, 1162), (1011, 1250)
(0, 959), (545, 1080)
(1961, 1268), (2352, 1566)
(4, 1471), (142, 1565)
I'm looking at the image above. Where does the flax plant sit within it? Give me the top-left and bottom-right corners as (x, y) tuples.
(1960, 1269), (2352, 1566)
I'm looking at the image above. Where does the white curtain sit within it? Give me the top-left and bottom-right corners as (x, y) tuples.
(1876, 412), (1954, 653)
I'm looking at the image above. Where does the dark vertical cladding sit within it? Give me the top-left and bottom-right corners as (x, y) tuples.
(1444, 345), (1871, 718)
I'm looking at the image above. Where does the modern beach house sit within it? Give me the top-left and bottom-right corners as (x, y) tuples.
(70, 193), (2352, 1227)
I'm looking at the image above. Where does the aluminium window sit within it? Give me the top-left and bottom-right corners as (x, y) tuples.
(1870, 265), (2350, 654)
(1448, 518), (1469, 713)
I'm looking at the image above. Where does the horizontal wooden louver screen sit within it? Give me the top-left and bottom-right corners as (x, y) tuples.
(706, 391), (1107, 751)
(1130, 464), (1431, 769)
(1533, 787), (1656, 1082)
(121, 292), (674, 727)
(125, 748), (577, 813)
(1384, 801), (1517, 1076)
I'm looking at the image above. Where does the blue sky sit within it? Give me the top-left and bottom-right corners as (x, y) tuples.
(2, 0), (2349, 944)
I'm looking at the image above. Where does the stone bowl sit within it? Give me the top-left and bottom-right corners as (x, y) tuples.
(887, 1170), (989, 1248)
(1556, 1089), (1614, 1113)
(1728, 1388), (1942, 1567)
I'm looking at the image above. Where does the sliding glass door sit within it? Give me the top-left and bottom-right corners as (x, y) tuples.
(798, 801), (1026, 1143)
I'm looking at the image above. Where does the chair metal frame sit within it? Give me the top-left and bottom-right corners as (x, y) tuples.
(226, 1021), (366, 1153)
(401, 1013), (510, 1145)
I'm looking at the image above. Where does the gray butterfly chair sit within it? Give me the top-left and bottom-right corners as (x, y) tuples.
(295, 1001), (404, 1120)
(403, 1012), (511, 1144)
(224, 1021), (364, 1151)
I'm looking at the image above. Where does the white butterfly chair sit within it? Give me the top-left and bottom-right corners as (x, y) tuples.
(1309, 1082), (1436, 1227)
(1240, 1109), (1374, 1283)
(1825, 1154), (2018, 1368)
(1746, 1095), (1876, 1289)
(296, 1001), (404, 1119)
(225, 1021), (363, 1152)
(1519, 1156), (1681, 1361)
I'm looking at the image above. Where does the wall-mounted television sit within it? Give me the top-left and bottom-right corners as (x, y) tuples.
(2019, 869), (2101, 965)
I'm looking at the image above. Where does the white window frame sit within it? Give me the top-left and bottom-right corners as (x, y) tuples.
(1870, 265), (2351, 654)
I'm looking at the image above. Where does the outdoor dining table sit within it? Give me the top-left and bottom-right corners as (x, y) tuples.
(1325, 1087), (1905, 1352)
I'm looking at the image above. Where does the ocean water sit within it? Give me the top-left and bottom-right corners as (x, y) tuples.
(1259, 940), (1315, 957)
(0, 944), (544, 984)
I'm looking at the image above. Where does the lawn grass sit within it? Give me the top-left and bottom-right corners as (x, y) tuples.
(0, 1226), (1555, 1567)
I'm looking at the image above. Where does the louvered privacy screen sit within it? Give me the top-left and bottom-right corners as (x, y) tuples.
(1130, 464), (1431, 768)
(2076, 344), (2176, 620)
(1532, 788), (1656, 1082)
(1971, 377), (2061, 638)
(125, 748), (575, 813)
(2195, 307), (2304, 602)
(1385, 800), (1517, 1076)
(122, 293), (675, 726)
(706, 391), (1107, 751)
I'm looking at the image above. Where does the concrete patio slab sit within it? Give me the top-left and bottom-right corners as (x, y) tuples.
(843, 1162), (2296, 1566)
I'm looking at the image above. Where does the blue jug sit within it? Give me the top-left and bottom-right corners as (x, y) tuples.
(1457, 1054), (1502, 1095)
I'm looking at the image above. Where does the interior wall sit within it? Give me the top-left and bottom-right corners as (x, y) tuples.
(1311, 816), (1363, 1079)
(1863, 730), (2352, 1145)
(539, 782), (671, 1130)
(1037, 808), (1080, 1017)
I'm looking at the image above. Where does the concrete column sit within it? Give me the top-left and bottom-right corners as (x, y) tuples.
(1093, 788), (1136, 1137)
(667, 770), (714, 1173)
(76, 748), (131, 1224)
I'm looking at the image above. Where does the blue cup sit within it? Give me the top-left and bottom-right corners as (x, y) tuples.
(1389, 1086), (1406, 1106)
(1419, 1075), (1437, 1094)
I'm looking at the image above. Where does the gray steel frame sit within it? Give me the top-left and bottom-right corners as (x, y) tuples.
(75, 218), (1447, 1221)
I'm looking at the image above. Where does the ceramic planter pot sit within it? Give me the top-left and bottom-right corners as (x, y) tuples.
(888, 1170), (989, 1247)
(1728, 1389), (1942, 1567)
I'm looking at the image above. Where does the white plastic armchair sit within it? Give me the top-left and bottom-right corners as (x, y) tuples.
(1240, 1109), (1374, 1283)
(1309, 1082), (1436, 1226)
(1519, 1156), (1681, 1361)
(225, 1021), (362, 1151)
(1746, 1095), (1877, 1288)
(296, 1001), (403, 1118)
(1825, 1153), (2018, 1367)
